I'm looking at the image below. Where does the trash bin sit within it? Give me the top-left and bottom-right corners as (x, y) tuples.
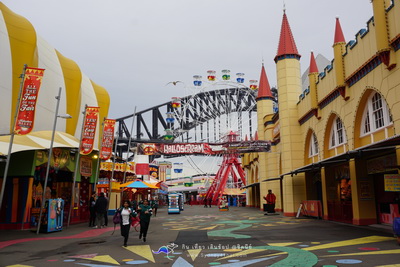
(393, 217), (400, 245)
(393, 217), (400, 235)
(263, 204), (275, 213)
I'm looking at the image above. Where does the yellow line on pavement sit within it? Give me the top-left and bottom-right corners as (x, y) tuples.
(322, 249), (400, 257)
(303, 236), (394, 251)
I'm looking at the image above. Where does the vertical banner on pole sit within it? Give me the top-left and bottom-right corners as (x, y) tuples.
(14, 67), (45, 135)
(80, 106), (99, 155)
(99, 119), (116, 160)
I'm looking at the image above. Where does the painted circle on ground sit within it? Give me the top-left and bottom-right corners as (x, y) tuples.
(126, 260), (149, 264)
(224, 249), (242, 252)
(173, 252), (182, 254)
(327, 250), (340, 253)
(228, 260), (241, 263)
(122, 259), (134, 261)
(165, 256), (175, 258)
(298, 244), (309, 247)
(209, 263), (221, 265)
(336, 259), (363, 264)
(63, 259), (75, 262)
(358, 247), (379, 251)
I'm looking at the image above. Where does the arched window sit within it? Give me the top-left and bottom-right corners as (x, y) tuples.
(361, 92), (392, 135)
(309, 132), (319, 157)
(329, 116), (346, 149)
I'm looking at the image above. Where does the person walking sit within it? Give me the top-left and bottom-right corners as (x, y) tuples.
(116, 200), (137, 247)
(263, 189), (276, 214)
(137, 199), (152, 242)
(208, 197), (212, 208)
(89, 193), (96, 227)
(203, 197), (208, 208)
(94, 192), (108, 228)
(151, 198), (159, 217)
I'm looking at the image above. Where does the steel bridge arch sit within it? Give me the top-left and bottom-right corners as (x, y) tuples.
(115, 86), (257, 157)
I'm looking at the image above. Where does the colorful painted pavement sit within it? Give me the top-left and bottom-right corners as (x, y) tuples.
(1, 206), (399, 266)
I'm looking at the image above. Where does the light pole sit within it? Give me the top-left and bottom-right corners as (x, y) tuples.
(36, 87), (71, 234)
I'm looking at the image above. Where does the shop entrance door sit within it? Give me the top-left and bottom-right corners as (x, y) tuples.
(80, 177), (90, 221)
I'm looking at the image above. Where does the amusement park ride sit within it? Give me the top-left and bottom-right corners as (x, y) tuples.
(115, 70), (273, 205)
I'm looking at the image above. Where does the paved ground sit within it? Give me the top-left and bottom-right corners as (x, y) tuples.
(0, 205), (399, 267)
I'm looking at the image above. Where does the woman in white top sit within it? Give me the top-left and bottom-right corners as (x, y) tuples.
(116, 200), (137, 247)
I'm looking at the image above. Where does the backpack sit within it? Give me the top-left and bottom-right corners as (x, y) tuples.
(111, 211), (121, 235)
(113, 211), (121, 224)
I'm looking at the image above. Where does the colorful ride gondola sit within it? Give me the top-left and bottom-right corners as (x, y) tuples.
(166, 112), (175, 123)
(207, 70), (216, 81)
(236, 73), (245, 83)
(193, 75), (202, 86)
(249, 79), (258, 90)
(164, 129), (174, 140)
(222, 69), (230, 80)
(171, 97), (181, 108)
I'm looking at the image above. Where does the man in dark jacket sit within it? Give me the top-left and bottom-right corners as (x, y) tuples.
(94, 192), (108, 228)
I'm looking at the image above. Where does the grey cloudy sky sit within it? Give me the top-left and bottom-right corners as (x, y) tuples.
(3, 0), (373, 119)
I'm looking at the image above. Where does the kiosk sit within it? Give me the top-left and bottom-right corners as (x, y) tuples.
(168, 193), (181, 214)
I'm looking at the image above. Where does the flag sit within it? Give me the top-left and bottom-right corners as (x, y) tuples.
(14, 67), (45, 135)
(80, 106), (99, 155)
(99, 119), (115, 160)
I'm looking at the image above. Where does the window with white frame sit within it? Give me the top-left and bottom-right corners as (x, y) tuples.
(329, 116), (346, 149)
(309, 132), (319, 157)
(362, 92), (392, 135)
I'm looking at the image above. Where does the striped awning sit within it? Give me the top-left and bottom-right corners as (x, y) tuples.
(0, 131), (80, 155)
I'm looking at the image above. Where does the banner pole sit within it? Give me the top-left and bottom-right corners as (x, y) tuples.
(123, 107), (136, 185)
(107, 131), (119, 211)
(0, 65), (27, 212)
(94, 117), (106, 188)
(67, 105), (87, 228)
(36, 87), (62, 234)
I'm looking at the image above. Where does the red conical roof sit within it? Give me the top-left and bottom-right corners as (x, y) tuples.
(309, 52), (319, 73)
(275, 11), (301, 62)
(254, 131), (258, 140)
(334, 17), (346, 44)
(257, 64), (273, 99)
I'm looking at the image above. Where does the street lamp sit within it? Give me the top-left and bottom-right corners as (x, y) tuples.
(36, 87), (71, 234)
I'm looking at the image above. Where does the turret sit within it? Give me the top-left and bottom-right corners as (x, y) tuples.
(333, 17), (346, 91)
(274, 10), (305, 216)
(308, 51), (319, 109)
(371, 0), (396, 69)
(256, 64), (274, 141)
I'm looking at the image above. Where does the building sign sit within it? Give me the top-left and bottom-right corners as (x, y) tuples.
(80, 157), (92, 177)
(15, 67), (45, 135)
(384, 174), (400, 192)
(137, 140), (271, 155)
(149, 164), (159, 179)
(80, 106), (99, 155)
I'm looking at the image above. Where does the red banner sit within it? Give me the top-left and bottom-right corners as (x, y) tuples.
(80, 106), (99, 155)
(99, 119), (115, 160)
(14, 67), (45, 135)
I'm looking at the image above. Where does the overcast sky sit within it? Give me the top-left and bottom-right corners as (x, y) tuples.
(3, 0), (373, 120)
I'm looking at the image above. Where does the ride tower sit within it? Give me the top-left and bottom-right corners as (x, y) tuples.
(205, 131), (246, 205)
